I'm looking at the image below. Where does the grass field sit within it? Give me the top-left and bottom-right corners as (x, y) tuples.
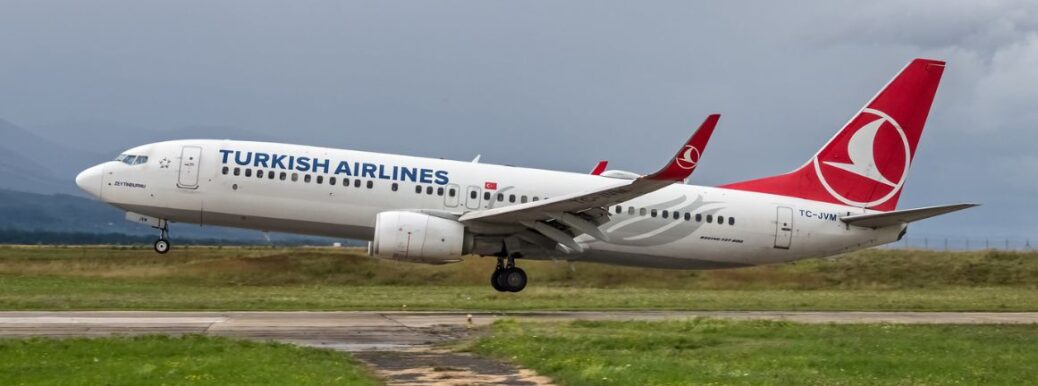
(0, 335), (378, 385)
(0, 245), (1036, 311)
(469, 319), (1038, 385)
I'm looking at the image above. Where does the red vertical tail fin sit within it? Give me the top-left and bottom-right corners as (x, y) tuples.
(722, 58), (945, 212)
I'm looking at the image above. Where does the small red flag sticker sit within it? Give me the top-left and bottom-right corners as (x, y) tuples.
(484, 181), (497, 190)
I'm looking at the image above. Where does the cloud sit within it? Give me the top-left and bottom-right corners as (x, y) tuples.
(806, 1), (1038, 134)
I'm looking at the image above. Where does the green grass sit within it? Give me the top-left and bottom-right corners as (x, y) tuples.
(0, 246), (1036, 311)
(469, 319), (1038, 385)
(0, 335), (379, 386)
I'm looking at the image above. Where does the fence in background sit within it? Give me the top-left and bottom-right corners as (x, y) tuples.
(883, 236), (1034, 251)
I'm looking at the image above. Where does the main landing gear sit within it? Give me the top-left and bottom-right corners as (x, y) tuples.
(490, 253), (527, 293)
(153, 221), (171, 254)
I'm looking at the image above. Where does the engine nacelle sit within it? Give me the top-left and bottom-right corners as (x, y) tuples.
(369, 211), (471, 264)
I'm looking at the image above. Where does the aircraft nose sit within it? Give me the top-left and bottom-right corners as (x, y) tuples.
(75, 164), (105, 199)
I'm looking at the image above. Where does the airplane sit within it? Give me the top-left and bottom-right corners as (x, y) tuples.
(75, 58), (975, 292)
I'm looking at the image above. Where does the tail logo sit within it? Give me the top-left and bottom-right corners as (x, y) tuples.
(812, 108), (911, 208)
(675, 145), (700, 170)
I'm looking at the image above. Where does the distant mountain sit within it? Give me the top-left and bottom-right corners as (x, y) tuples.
(0, 188), (342, 244)
(0, 119), (79, 194)
(0, 117), (284, 195)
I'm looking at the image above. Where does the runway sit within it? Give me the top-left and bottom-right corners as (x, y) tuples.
(3, 311), (1035, 385)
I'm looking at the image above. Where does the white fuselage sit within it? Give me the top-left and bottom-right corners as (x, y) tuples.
(79, 140), (904, 269)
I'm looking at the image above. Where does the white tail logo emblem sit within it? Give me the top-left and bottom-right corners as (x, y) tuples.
(823, 117), (897, 187)
(812, 108), (911, 208)
(675, 145), (700, 170)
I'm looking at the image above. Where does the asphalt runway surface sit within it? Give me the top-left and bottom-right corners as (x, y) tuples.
(3, 311), (1036, 385)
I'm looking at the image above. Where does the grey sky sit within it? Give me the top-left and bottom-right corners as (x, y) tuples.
(1, 1), (1035, 239)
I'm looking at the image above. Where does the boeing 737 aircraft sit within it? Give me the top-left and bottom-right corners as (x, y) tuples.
(76, 58), (974, 292)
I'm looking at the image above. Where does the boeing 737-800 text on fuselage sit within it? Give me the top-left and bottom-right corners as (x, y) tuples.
(76, 59), (974, 292)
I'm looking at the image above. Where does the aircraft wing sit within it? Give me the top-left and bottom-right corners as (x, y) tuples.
(840, 203), (978, 228)
(458, 114), (720, 249)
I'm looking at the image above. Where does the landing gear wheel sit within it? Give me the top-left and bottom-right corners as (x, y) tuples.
(502, 267), (527, 293)
(152, 220), (171, 254)
(490, 269), (507, 292)
(153, 239), (170, 254)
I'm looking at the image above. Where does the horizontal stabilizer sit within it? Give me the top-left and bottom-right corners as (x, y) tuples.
(840, 203), (978, 228)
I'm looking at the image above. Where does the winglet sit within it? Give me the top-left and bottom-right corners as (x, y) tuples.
(645, 114), (720, 181)
(589, 160), (608, 175)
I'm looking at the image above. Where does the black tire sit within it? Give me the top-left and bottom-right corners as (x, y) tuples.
(154, 239), (171, 254)
(490, 269), (507, 292)
(503, 267), (527, 293)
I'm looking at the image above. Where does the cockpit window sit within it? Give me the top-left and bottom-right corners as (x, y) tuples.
(115, 154), (148, 165)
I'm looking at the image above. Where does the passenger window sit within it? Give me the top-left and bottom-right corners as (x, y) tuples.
(651, 209), (657, 217)
(222, 166), (229, 175)
(437, 187), (444, 196)
(615, 206), (622, 214)
(366, 181), (373, 189)
(640, 208), (647, 216)
(628, 207), (635, 215)
(532, 197), (539, 201)
(449, 188), (456, 197)
(292, 173), (299, 182)
(268, 171), (275, 179)
(521, 195), (528, 203)
(695, 213), (702, 222)
(509, 194), (516, 203)
(304, 174), (311, 183)
(426, 186), (433, 195)
(706, 215), (713, 223)
(684, 212), (691, 221)
(484, 192), (491, 201)
(279, 172), (287, 181)
(497, 193), (504, 202)
(416, 185), (423, 194)
(354, 179), (361, 188)
(233, 167), (240, 176)
(244, 169), (252, 177)
(317, 176), (324, 184)
(717, 215), (724, 224)
(257, 170), (264, 179)
(343, 178), (350, 187)
(391, 183), (398, 192)
(329, 177), (336, 185)
(728, 217), (735, 226)
(662, 210), (669, 219)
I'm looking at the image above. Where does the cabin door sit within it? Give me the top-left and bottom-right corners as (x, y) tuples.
(177, 146), (202, 189)
(774, 206), (793, 249)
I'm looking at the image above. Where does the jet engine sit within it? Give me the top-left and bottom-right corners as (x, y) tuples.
(369, 211), (472, 264)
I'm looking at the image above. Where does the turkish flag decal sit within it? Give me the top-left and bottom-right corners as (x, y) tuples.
(484, 181), (497, 190)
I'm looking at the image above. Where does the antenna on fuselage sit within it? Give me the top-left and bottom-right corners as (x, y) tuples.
(471, 154), (481, 163)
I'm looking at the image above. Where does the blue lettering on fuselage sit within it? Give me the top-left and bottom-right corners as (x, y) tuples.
(220, 149), (451, 185)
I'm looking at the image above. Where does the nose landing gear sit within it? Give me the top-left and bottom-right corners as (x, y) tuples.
(153, 221), (171, 254)
(490, 253), (527, 293)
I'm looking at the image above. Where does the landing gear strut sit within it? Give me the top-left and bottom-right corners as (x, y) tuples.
(490, 252), (527, 293)
(153, 221), (171, 254)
